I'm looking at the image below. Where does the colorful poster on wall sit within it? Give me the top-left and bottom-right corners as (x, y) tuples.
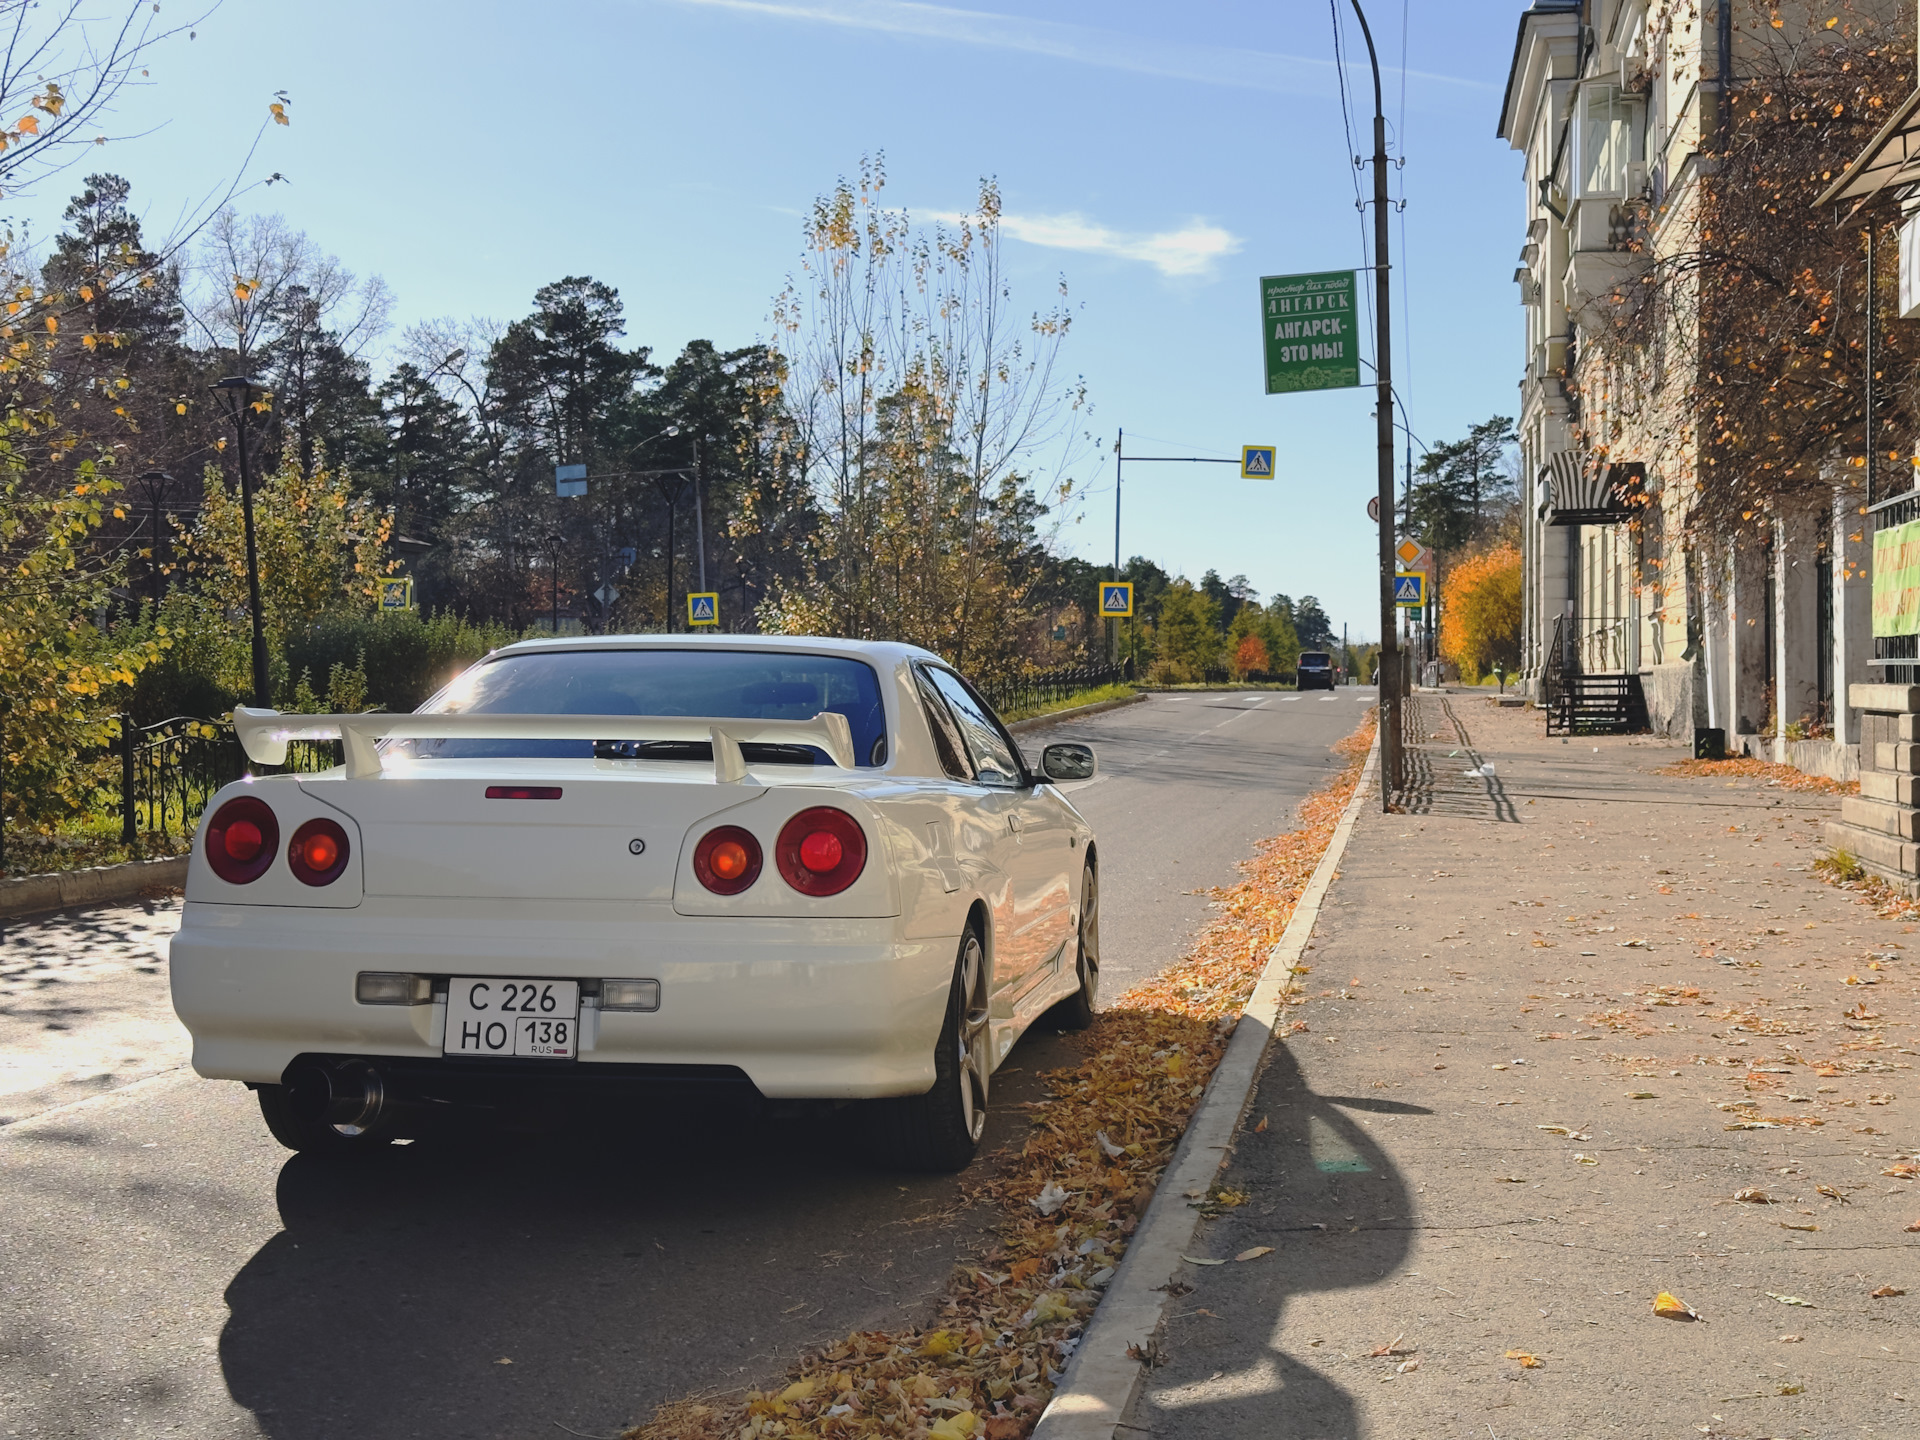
(1872, 518), (1920, 636)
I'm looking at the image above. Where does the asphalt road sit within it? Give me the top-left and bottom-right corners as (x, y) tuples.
(0, 689), (1370, 1440)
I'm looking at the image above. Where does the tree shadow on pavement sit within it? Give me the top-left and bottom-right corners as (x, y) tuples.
(216, 1039), (1074, 1440)
(1126, 1042), (1416, 1440)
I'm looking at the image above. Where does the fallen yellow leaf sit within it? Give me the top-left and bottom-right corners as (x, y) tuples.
(1653, 1291), (1701, 1320)
(1234, 1246), (1274, 1262)
(1505, 1349), (1542, 1368)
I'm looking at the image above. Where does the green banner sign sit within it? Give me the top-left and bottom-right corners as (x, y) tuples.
(1874, 519), (1920, 637)
(1260, 270), (1361, 394)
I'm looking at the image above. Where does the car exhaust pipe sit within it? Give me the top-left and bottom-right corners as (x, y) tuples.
(286, 1060), (385, 1130)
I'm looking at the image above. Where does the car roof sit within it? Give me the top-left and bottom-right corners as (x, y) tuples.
(488, 632), (950, 669)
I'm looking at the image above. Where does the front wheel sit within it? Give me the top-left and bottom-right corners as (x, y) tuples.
(1048, 857), (1100, 1030)
(865, 928), (992, 1172)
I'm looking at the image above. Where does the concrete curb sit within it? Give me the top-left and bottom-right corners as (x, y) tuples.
(1007, 691), (1147, 735)
(1031, 730), (1381, 1440)
(0, 855), (187, 921)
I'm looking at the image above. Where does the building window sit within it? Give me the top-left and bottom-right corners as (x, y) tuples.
(1579, 85), (1632, 197)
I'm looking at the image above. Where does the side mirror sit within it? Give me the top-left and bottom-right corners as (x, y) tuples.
(1041, 742), (1096, 782)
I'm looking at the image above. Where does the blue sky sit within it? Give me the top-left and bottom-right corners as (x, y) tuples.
(17, 0), (1527, 642)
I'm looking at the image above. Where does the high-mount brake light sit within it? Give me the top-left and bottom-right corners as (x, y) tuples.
(693, 825), (762, 895)
(287, 817), (351, 886)
(776, 807), (867, 897)
(485, 786), (563, 800)
(204, 795), (279, 885)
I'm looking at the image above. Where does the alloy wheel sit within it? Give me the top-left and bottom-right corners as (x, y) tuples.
(956, 933), (991, 1142)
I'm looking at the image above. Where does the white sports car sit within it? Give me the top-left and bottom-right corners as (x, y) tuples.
(169, 635), (1101, 1170)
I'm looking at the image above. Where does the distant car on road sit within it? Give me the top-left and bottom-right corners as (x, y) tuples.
(169, 635), (1101, 1172)
(1297, 651), (1336, 690)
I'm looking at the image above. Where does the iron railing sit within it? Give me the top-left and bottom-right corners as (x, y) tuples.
(1870, 487), (1920, 675)
(116, 714), (340, 847)
(983, 664), (1125, 721)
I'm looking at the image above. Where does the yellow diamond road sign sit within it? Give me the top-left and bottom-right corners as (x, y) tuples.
(1395, 538), (1429, 569)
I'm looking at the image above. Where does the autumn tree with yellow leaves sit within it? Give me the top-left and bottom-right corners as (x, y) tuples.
(1440, 542), (1523, 684)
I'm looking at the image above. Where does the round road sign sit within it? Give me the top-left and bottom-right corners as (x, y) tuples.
(1367, 495), (1380, 523)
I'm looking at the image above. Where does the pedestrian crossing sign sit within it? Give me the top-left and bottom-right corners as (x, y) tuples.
(1240, 445), (1276, 480)
(687, 592), (718, 626)
(1100, 582), (1134, 617)
(1393, 572), (1425, 607)
(378, 576), (413, 611)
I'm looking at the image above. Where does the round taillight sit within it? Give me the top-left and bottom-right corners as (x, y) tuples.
(693, 825), (762, 895)
(288, 817), (351, 886)
(776, 807), (867, 897)
(204, 795), (279, 885)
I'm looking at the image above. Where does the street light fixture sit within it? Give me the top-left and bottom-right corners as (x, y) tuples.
(210, 376), (272, 708)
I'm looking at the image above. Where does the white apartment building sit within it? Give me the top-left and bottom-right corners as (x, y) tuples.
(1497, 0), (1901, 773)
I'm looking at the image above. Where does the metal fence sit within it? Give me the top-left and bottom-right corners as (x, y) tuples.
(116, 715), (340, 846)
(983, 664), (1125, 720)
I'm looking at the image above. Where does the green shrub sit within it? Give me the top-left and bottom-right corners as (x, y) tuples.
(283, 610), (520, 712)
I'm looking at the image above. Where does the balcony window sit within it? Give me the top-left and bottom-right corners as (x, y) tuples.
(1579, 85), (1632, 197)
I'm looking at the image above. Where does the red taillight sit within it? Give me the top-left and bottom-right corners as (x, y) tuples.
(204, 796), (279, 885)
(287, 817), (351, 887)
(776, 807), (867, 897)
(485, 786), (562, 800)
(694, 825), (762, 895)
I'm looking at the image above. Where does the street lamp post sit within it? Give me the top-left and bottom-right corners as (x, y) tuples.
(1347, 0), (1402, 808)
(211, 377), (272, 708)
(135, 470), (173, 609)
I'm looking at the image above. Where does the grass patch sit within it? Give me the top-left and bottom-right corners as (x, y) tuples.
(999, 683), (1139, 724)
(1812, 850), (1866, 884)
(3, 814), (191, 879)
(628, 713), (1378, 1440)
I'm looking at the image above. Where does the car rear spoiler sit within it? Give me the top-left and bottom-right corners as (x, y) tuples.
(231, 707), (858, 782)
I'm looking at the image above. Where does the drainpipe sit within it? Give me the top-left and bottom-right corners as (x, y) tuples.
(1716, 0), (1733, 146)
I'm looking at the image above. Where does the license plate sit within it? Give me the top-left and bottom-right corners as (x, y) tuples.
(444, 977), (580, 1059)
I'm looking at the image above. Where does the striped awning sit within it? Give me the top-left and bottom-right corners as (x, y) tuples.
(1537, 453), (1637, 527)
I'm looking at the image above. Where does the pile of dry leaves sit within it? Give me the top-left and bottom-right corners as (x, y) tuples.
(627, 716), (1375, 1440)
(1654, 756), (1857, 795)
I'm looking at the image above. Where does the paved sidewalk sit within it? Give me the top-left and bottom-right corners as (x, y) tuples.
(1126, 699), (1919, 1440)
(0, 896), (186, 1124)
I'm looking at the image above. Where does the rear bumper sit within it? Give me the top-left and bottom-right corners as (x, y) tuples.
(168, 899), (957, 1099)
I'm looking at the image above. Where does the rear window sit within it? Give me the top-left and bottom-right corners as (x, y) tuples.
(396, 648), (889, 767)
(1300, 652), (1332, 667)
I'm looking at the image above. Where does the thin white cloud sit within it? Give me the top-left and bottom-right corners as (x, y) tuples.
(995, 211), (1242, 278)
(656, 0), (1493, 97)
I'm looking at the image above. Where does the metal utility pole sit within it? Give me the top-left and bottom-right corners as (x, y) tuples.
(1112, 430), (1123, 666)
(1349, 0), (1400, 807)
(692, 437), (708, 596)
(544, 532), (562, 634)
(211, 377), (272, 709)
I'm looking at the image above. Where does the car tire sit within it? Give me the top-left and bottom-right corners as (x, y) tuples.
(1048, 858), (1100, 1031)
(866, 928), (991, 1172)
(256, 1083), (393, 1156)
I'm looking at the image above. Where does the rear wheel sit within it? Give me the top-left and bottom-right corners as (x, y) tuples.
(256, 1080), (393, 1156)
(1049, 858), (1100, 1030)
(866, 928), (991, 1172)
